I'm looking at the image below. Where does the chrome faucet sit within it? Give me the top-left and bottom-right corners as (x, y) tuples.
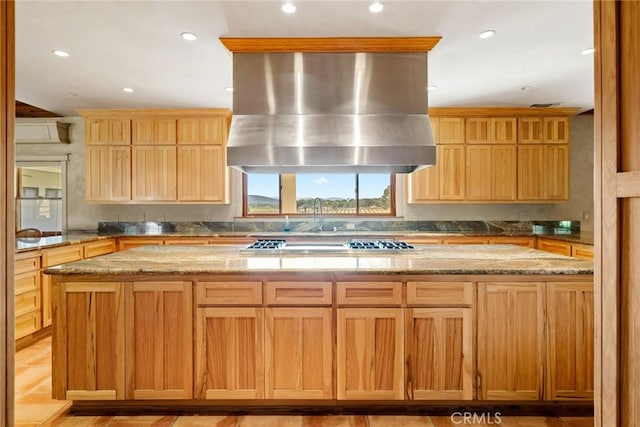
(312, 197), (324, 232)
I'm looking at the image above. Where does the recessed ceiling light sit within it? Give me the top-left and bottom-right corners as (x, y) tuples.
(181, 32), (197, 41)
(52, 50), (69, 57)
(122, 87), (134, 93)
(581, 47), (595, 55)
(479, 30), (496, 39)
(225, 87), (234, 92)
(520, 85), (533, 91)
(369, 1), (384, 13)
(427, 85), (438, 91)
(66, 92), (78, 97)
(281, 1), (296, 14)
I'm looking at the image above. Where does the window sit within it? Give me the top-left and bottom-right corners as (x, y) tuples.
(244, 173), (395, 216)
(15, 161), (66, 234)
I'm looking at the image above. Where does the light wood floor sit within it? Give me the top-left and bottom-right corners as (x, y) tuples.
(16, 337), (593, 427)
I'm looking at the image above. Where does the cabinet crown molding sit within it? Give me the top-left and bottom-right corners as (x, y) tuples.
(428, 107), (580, 117)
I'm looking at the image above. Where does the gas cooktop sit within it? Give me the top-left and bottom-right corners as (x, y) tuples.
(244, 239), (415, 253)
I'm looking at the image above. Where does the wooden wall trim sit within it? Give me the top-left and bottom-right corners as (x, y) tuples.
(76, 108), (232, 118)
(428, 107), (580, 117)
(219, 37), (441, 53)
(616, 172), (640, 198)
(594, 1), (620, 426)
(0, 1), (16, 426)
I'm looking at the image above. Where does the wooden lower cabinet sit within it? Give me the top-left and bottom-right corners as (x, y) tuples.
(265, 307), (333, 399)
(337, 308), (404, 400)
(52, 281), (125, 400)
(477, 282), (544, 400)
(546, 282), (594, 400)
(195, 307), (264, 399)
(124, 281), (192, 399)
(405, 308), (473, 400)
(41, 274), (52, 327)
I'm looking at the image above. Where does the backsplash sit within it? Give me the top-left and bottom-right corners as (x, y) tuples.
(97, 220), (579, 235)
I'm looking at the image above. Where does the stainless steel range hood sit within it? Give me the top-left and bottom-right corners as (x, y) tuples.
(226, 51), (436, 174)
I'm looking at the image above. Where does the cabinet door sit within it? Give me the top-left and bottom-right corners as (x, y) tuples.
(132, 146), (156, 201)
(201, 117), (224, 145)
(491, 118), (517, 144)
(405, 308), (473, 400)
(465, 145), (492, 200)
(108, 119), (131, 145)
(177, 146), (201, 200)
(155, 119), (177, 145)
(517, 145), (544, 200)
(125, 282), (192, 399)
(52, 282), (125, 400)
(195, 307), (264, 399)
(546, 282), (594, 400)
(109, 147), (131, 201)
(132, 119), (155, 145)
(337, 308), (403, 400)
(154, 146), (177, 201)
(438, 117), (465, 144)
(200, 145), (226, 201)
(85, 118), (109, 145)
(477, 282), (544, 400)
(492, 145), (517, 200)
(439, 145), (465, 200)
(466, 118), (491, 144)
(409, 165), (439, 202)
(265, 307), (333, 399)
(545, 144), (569, 200)
(177, 118), (200, 144)
(85, 146), (110, 201)
(543, 117), (570, 143)
(518, 118), (543, 143)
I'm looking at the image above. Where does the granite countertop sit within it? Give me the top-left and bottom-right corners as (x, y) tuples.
(15, 233), (109, 253)
(45, 244), (593, 276)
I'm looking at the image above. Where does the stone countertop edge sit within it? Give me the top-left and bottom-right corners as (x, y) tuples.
(43, 244), (594, 276)
(16, 230), (594, 253)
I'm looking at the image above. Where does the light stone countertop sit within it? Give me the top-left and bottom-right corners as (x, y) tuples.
(44, 244), (593, 276)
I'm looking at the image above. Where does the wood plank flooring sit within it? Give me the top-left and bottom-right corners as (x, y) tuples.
(16, 337), (594, 427)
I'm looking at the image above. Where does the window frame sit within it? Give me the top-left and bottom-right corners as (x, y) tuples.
(242, 173), (396, 217)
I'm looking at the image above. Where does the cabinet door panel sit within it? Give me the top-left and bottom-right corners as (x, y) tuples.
(439, 145), (465, 200)
(177, 118), (200, 144)
(492, 145), (517, 200)
(86, 118), (109, 145)
(125, 282), (192, 399)
(406, 308), (472, 400)
(155, 119), (177, 145)
(108, 119), (131, 145)
(53, 282), (125, 400)
(517, 145), (544, 200)
(132, 119), (154, 145)
(547, 282), (594, 400)
(132, 147), (156, 201)
(155, 146), (177, 200)
(477, 282), (544, 400)
(545, 144), (569, 200)
(466, 118), (491, 144)
(201, 117), (224, 145)
(518, 118), (543, 143)
(543, 117), (570, 143)
(177, 146), (201, 200)
(265, 308), (333, 399)
(109, 147), (131, 201)
(409, 165), (439, 202)
(200, 145), (226, 201)
(438, 118), (465, 144)
(85, 146), (110, 201)
(491, 118), (517, 144)
(465, 145), (492, 200)
(195, 307), (264, 399)
(337, 308), (403, 400)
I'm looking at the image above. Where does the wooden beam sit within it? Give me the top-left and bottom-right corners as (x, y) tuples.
(220, 37), (441, 53)
(15, 100), (60, 118)
(0, 1), (16, 426)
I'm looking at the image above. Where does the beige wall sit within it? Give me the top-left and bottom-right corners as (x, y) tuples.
(15, 113), (594, 231)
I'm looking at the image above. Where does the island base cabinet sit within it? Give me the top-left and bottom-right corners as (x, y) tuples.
(124, 282), (192, 399)
(477, 282), (544, 400)
(405, 308), (473, 400)
(52, 281), (125, 400)
(546, 282), (594, 400)
(195, 307), (264, 399)
(265, 308), (333, 399)
(337, 308), (404, 400)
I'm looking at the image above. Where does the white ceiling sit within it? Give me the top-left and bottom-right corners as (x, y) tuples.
(15, 0), (594, 117)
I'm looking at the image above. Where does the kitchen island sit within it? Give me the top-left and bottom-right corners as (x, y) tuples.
(46, 244), (593, 412)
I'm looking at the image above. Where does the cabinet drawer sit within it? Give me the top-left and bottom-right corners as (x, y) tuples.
(407, 281), (473, 306)
(15, 290), (41, 317)
(571, 243), (594, 260)
(16, 311), (42, 340)
(337, 282), (402, 306)
(15, 271), (40, 295)
(266, 282), (332, 305)
(197, 281), (262, 305)
(84, 239), (115, 258)
(537, 238), (571, 256)
(488, 237), (535, 248)
(117, 238), (164, 251)
(42, 245), (83, 267)
(443, 237), (490, 244)
(15, 254), (40, 275)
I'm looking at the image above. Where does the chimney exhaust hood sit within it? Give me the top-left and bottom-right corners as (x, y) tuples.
(221, 37), (441, 174)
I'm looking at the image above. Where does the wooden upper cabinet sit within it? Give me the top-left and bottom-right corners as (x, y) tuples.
(108, 119), (131, 145)
(132, 119), (155, 145)
(492, 145), (517, 200)
(518, 118), (544, 143)
(177, 117), (225, 145)
(124, 282), (193, 399)
(178, 145), (227, 202)
(132, 119), (176, 145)
(465, 144), (516, 201)
(477, 282), (544, 400)
(546, 282), (594, 400)
(466, 118), (491, 144)
(132, 146), (177, 201)
(155, 119), (177, 145)
(86, 118), (130, 145)
(545, 144), (569, 200)
(543, 117), (570, 143)
(438, 117), (465, 144)
(491, 118), (517, 144)
(86, 146), (131, 202)
(439, 145), (465, 200)
(408, 165), (439, 202)
(517, 145), (545, 200)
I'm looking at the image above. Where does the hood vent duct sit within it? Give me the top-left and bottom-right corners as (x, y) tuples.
(221, 37), (441, 174)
